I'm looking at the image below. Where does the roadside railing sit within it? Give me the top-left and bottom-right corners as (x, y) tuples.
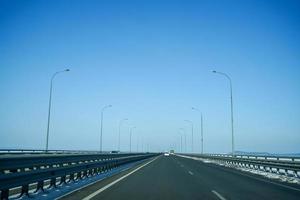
(204, 153), (300, 162)
(0, 149), (109, 155)
(180, 153), (300, 178)
(0, 152), (158, 200)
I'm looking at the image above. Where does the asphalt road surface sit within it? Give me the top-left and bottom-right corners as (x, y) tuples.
(60, 154), (300, 200)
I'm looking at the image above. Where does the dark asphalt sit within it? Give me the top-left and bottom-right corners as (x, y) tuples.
(61, 155), (300, 200)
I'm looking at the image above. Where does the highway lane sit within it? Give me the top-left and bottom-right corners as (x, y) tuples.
(61, 154), (300, 200)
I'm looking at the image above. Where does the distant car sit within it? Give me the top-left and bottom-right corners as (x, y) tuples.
(164, 152), (170, 156)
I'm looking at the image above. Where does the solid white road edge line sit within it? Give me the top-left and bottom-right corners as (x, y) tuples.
(82, 156), (159, 200)
(55, 164), (134, 200)
(212, 190), (227, 200)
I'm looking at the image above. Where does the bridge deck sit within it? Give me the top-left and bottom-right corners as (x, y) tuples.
(60, 155), (300, 200)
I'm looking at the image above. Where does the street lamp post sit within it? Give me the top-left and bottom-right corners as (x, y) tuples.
(212, 70), (235, 155)
(130, 126), (136, 152)
(46, 69), (70, 152)
(178, 130), (183, 153)
(184, 132), (187, 153)
(118, 118), (128, 151)
(100, 105), (112, 152)
(179, 128), (186, 153)
(136, 135), (139, 152)
(184, 120), (194, 152)
(192, 107), (204, 154)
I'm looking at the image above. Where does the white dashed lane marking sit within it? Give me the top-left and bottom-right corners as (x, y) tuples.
(188, 171), (194, 175)
(212, 190), (227, 200)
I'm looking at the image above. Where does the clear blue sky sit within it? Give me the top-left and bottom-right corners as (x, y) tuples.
(0, 0), (299, 154)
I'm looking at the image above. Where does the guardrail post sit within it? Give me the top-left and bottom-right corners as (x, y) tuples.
(73, 173), (79, 181)
(59, 176), (66, 185)
(20, 184), (30, 198)
(76, 172), (82, 180)
(99, 167), (103, 174)
(1, 189), (9, 200)
(82, 171), (87, 179)
(90, 169), (95, 176)
(295, 171), (299, 178)
(284, 169), (288, 176)
(50, 177), (56, 188)
(68, 173), (75, 183)
(35, 180), (44, 192)
(86, 169), (91, 177)
(99, 166), (103, 173)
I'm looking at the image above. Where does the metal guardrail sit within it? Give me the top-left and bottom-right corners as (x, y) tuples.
(182, 153), (300, 177)
(205, 153), (300, 162)
(0, 149), (109, 154)
(0, 152), (159, 200)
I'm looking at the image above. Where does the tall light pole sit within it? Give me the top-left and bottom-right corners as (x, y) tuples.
(136, 135), (140, 152)
(129, 126), (136, 152)
(192, 107), (204, 154)
(184, 120), (194, 152)
(118, 118), (128, 151)
(212, 70), (235, 155)
(141, 137), (144, 152)
(178, 129), (183, 153)
(46, 69), (70, 152)
(179, 128), (186, 153)
(100, 104), (112, 152)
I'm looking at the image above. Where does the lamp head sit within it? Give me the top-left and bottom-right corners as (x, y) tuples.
(65, 69), (70, 72)
(212, 70), (217, 73)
